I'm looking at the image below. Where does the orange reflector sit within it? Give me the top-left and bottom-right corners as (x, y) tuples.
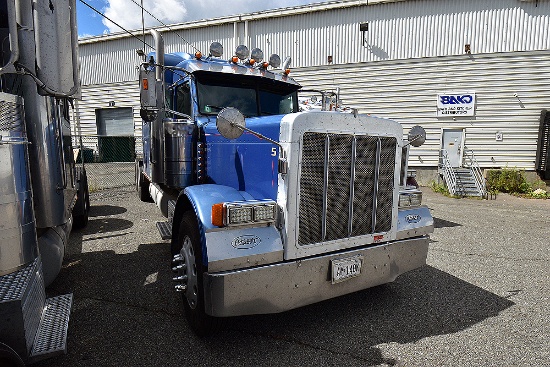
(284, 69), (291, 75)
(211, 203), (225, 227)
(249, 59), (256, 66)
(195, 51), (202, 59)
(232, 56), (239, 63)
(142, 78), (148, 90)
(262, 62), (269, 68)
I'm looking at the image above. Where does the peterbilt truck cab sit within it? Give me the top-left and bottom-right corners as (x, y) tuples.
(136, 31), (433, 336)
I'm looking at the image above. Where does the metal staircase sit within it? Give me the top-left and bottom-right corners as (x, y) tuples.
(439, 148), (486, 197)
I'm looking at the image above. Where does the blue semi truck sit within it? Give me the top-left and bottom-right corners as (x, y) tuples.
(136, 31), (433, 336)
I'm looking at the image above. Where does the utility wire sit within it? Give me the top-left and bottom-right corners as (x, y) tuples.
(127, 0), (200, 53)
(79, 0), (155, 50)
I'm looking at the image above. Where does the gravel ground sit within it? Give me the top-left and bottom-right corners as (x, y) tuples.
(36, 187), (549, 367)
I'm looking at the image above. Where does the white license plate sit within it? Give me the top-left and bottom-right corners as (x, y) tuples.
(331, 256), (363, 284)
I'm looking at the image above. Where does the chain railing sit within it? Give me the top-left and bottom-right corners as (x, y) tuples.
(463, 147), (486, 197)
(73, 135), (141, 191)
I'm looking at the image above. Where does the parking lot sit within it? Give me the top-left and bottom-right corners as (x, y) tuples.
(36, 187), (549, 367)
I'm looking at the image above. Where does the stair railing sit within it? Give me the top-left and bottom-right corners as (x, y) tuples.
(462, 147), (486, 197)
(439, 149), (460, 196)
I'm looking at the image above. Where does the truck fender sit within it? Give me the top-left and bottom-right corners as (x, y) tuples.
(171, 184), (254, 266)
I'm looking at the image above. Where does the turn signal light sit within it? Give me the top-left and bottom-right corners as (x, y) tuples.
(142, 79), (149, 90)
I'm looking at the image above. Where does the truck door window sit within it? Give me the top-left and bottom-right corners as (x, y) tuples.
(176, 82), (192, 116)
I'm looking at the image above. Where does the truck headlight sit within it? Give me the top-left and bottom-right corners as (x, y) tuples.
(399, 190), (422, 208)
(212, 201), (277, 227)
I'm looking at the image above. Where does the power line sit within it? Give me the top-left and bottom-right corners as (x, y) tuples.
(79, 0), (154, 50)
(127, 0), (200, 53)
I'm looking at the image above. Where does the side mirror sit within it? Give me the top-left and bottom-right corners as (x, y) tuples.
(408, 125), (426, 147)
(216, 107), (245, 140)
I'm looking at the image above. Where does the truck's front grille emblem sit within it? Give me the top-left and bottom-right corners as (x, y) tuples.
(298, 132), (396, 246)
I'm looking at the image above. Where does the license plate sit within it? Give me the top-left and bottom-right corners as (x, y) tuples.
(331, 256), (363, 284)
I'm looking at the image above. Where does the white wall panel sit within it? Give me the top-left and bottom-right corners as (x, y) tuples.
(79, 0), (550, 85)
(75, 82), (141, 136)
(292, 50), (550, 170)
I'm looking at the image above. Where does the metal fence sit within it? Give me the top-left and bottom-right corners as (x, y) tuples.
(73, 135), (142, 191)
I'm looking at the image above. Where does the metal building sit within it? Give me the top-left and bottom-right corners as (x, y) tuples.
(77, 0), (550, 183)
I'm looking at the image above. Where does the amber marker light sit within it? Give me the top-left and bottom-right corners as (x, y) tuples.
(142, 78), (148, 90)
(262, 62), (269, 68)
(195, 51), (202, 59)
(211, 203), (225, 227)
(249, 59), (256, 65)
(284, 69), (291, 75)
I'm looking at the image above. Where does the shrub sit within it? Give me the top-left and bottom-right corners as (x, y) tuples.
(486, 168), (531, 194)
(429, 180), (451, 196)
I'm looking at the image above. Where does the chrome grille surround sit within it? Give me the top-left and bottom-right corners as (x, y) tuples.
(298, 132), (397, 246)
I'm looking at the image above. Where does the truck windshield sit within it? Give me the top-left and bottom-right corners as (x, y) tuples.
(194, 72), (298, 117)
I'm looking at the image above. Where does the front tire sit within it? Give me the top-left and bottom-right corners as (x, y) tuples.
(173, 211), (221, 337)
(73, 167), (90, 229)
(0, 343), (24, 367)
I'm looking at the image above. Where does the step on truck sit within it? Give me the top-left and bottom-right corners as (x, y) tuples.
(0, 0), (89, 365)
(136, 31), (433, 336)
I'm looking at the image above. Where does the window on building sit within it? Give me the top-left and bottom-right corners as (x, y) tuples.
(95, 107), (134, 136)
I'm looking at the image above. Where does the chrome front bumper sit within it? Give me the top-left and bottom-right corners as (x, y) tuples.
(203, 236), (429, 317)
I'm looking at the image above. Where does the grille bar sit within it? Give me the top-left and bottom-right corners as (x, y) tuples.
(299, 132), (397, 246)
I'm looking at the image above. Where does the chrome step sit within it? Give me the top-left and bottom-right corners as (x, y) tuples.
(28, 293), (73, 363)
(156, 221), (172, 240)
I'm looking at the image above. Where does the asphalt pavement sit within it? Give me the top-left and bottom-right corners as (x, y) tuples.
(36, 187), (549, 366)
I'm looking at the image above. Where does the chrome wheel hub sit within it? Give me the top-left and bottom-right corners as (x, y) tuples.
(172, 235), (198, 309)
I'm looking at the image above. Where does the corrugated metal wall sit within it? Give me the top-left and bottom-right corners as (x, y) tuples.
(79, 0), (550, 84)
(292, 50), (550, 170)
(75, 82), (141, 136)
(76, 0), (550, 171)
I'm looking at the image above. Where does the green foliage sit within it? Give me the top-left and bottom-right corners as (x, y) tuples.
(486, 168), (548, 199)
(528, 188), (549, 199)
(485, 168), (531, 194)
(429, 181), (451, 196)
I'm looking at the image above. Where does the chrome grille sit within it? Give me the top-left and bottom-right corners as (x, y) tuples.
(298, 132), (397, 246)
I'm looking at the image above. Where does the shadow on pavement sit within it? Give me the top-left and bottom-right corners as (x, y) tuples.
(89, 204), (128, 217)
(433, 217), (462, 228)
(38, 240), (515, 367)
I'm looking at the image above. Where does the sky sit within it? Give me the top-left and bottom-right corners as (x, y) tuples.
(76, 0), (326, 38)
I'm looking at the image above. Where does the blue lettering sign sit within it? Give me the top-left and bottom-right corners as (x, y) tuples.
(440, 95), (473, 105)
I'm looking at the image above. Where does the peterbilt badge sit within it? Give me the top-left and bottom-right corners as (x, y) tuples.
(405, 214), (421, 223)
(232, 235), (261, 249)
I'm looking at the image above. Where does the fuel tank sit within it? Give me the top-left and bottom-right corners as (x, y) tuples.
(163, 119), (196, 188)
(0, 92), (38, 276)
